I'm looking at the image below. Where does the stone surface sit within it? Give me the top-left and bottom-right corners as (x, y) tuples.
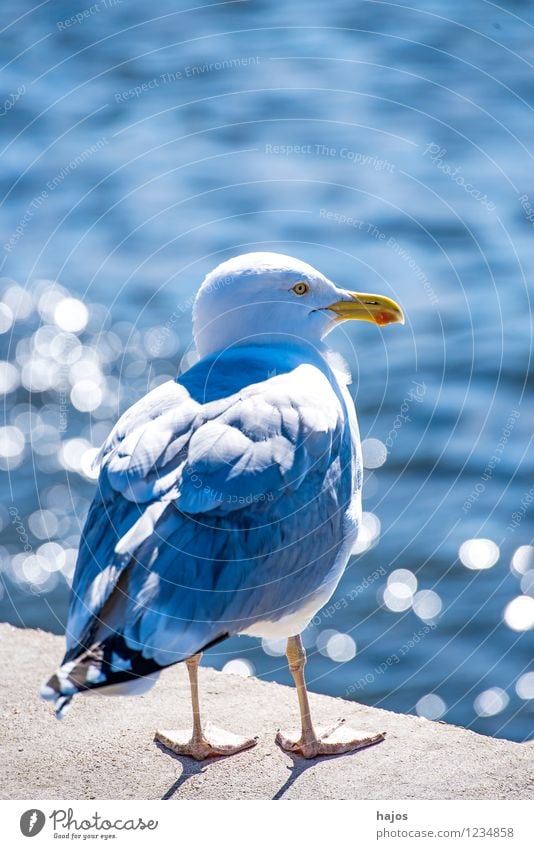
(1, 624), (532, 800)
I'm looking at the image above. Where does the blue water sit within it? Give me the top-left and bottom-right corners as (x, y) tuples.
(0, 1), (533, 741)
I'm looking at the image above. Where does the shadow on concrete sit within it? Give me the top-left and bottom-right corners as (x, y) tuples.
(272, 751), (341, 800)
(272, 738), (386, 800)
(157, 740), (249, 800)
(156, 741), (208, 799)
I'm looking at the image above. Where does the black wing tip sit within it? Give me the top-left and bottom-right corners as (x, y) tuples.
(54, 694), (74, 720)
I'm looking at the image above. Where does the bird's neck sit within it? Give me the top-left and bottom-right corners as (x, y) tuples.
(179, 338), (338, 403)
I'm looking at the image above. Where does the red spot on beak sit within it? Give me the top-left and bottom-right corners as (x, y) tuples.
(375, 311), (394, 326)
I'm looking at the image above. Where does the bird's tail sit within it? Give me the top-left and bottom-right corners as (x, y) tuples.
(40, 637), (164, 719)
(40, 642), (107, 718)
(40, 688), (73, 720)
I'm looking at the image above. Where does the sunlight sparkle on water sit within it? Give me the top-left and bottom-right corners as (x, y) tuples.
(511, 545), (534, 576)
(383, 582), (413, 612)
(0, 361), (19, 395)
(222, 659), (254, 677)
(317, 629), (340, 656)
(515, 673), (534, 700)
(474, 687), (509, 717)
(412, 589), (442, 621)
(361, 437), (387, 469)
(388, 568), (418, 593)
(416, 693), (446, 720)
(351, 511), (381, 555)
(324, 632), (356, 662)
(71, 379), (103, 413)
(54, 297), (89, 334)
(520, 571), (534, 596)
(261, 637), (287, 657)
(503, 595), (534, 631)
(459, 538), (500, 570)
(3, 285), (33, 320)
(0, 425), (25, 459)
(0, 303), (14, 333)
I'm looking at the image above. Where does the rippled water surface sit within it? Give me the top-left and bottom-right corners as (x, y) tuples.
(1, 1), (533, 741)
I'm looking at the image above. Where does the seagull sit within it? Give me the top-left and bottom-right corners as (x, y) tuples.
(42, 252), (404, 760)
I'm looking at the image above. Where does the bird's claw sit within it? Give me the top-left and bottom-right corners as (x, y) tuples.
(155, 722), (258, 761)
(275, 718), (386, 759)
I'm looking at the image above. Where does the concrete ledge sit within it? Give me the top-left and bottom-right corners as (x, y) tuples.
(1, 624), (532, 800)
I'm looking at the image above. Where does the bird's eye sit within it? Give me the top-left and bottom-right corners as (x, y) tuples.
(292, 281), (309, 296)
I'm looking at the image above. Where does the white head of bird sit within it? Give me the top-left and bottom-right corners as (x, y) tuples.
(193, 251), (404, 357)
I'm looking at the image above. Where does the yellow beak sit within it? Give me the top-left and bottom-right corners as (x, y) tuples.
(327, 291), (405, 327)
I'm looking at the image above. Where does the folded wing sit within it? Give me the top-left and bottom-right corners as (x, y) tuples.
(44, 350), (356, 714)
